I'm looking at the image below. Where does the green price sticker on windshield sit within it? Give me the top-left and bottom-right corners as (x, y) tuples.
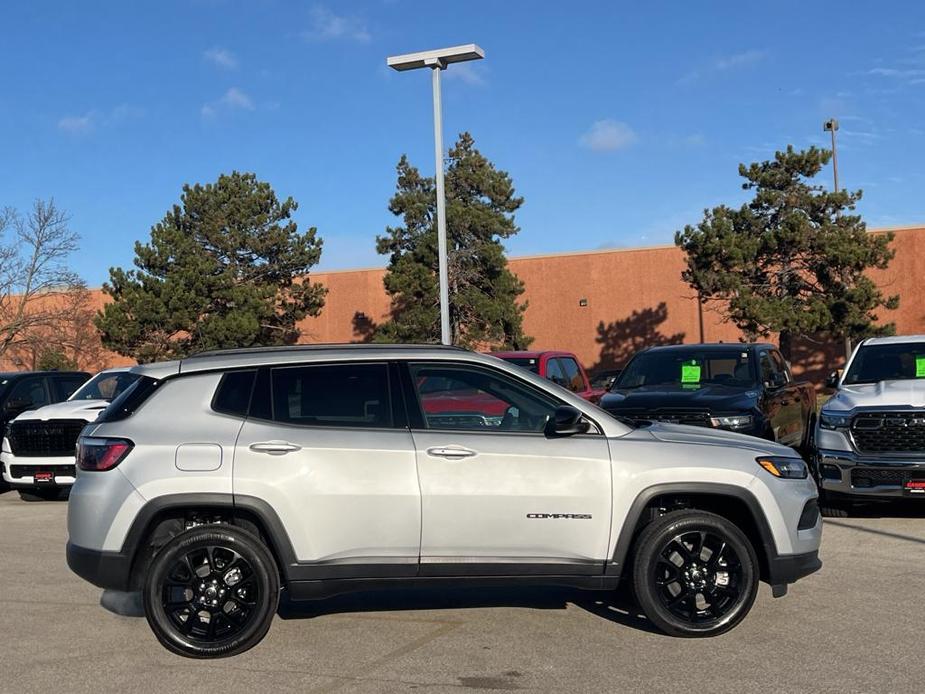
(916, 355), (925, 378)
(681, 361), (701, 384)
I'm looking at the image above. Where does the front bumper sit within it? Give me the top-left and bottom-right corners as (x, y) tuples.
(766, 550), (822, 585)
(815, 448), (925, 498)
(0, 451), (77, 488)
(66, 542), (133, 591)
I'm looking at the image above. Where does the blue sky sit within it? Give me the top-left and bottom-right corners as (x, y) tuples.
(3, 1), (925, 286)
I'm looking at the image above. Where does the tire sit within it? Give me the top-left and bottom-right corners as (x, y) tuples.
(143, 525), (279, 658)
(18, 488), (66, 502)
(819, 491), (850, 518)
(632, 510), (759, 637)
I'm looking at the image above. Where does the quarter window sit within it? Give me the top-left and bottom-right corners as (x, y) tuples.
(270, 363), (391, 428)
(409, 363), (558, 433)
(212, 370), (257, 417)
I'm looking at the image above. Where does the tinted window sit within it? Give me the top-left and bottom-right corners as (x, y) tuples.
(769, 351), (791, 382)
(270, 363), (391, 428)
(759, 352), (779, 385)
(5, 378), (48, 413)
(844, 342), (925, 384)
(545, 358), (567, 387)
(54, 375), (89, 400)
(97, 376), (161, 423)
(617, 349), (755, 388)
(212, 370), (256, 417)
(409, 363), (558, 433)
(557, 357), (585, 392)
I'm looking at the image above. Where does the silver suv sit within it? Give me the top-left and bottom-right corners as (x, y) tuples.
(66, 345), (822, 658)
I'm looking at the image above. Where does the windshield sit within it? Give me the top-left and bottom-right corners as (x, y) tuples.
(69, 371), (141, 402)
(843, 343), (925, 385)
(498, 357), (540, 374)
(615, 349), (756, 389)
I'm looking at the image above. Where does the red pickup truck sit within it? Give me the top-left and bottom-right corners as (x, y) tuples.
(490, 350), (605, 404)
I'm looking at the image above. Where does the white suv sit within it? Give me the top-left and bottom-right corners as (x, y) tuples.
(66, 345), (822, 658)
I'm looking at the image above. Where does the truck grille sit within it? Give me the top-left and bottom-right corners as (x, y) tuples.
(851, 412), (925, 454)
(7, 419), (87, 457)
(610, 409), (712, 427)
(9, 464), (77, 479)
(851, 467), (921, 488)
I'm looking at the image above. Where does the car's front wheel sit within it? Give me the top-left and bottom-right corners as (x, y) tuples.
(632, 510), (759, 637)
(143, 525), (279, 658)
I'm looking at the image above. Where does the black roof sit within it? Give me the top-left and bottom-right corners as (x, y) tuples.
(0, 370), (90, 380)
(642, 342), (774, 353)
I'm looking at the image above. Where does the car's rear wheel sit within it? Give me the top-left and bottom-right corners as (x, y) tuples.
(632, 510), (758, 637)
(143, 525), (279, 658)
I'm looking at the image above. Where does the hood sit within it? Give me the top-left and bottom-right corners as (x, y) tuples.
(12, 399), (110, 423)
(642, 421), (796, 456)
(601, 383), (758, 411)
(825, 379), (925, 412)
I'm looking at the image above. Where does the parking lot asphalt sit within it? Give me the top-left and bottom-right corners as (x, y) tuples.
(1, 489), (923, 694)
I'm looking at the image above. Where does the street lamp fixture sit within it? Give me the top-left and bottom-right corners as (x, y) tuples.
(387, 44), (485, 346)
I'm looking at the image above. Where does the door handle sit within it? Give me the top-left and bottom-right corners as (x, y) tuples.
(426, 446), (477, 460)
(249, 441), (302, 455)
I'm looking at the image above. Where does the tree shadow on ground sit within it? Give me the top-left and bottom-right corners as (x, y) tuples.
(592, 302), (685, 372)
(277, 584), (662, 635)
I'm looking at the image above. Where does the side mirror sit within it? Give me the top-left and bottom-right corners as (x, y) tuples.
(825, 370), (840, 389)
(545, 405), (590, 438)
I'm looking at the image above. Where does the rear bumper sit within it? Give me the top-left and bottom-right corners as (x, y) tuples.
(66, 542), (133, 591)
(766, 550), (821, 586)
(816, 448), (925, 499)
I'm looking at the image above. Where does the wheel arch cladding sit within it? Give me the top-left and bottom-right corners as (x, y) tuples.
(609, 483), (777, 582)
(123, 493), (297, 590)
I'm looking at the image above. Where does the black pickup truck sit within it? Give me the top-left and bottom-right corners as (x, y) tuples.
(600, 343), (816, 449)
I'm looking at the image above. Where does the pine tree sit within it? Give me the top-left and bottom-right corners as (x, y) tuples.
(374, 132), (531, 349)
(96, 172), (326, 362)
(675, 146), (898, 359)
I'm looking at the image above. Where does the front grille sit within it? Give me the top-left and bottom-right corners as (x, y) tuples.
(610, 409), (712, 427)
(8, 419), (87, 457)
(851, 467), (922, 488)
(851, 412), (925, 454)
(10, 464), (76, 479)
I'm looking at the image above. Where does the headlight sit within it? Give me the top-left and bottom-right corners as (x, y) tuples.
(819, 411), (850, 430)
(756, 456), (809, 479)
(710, 414), (753, 429)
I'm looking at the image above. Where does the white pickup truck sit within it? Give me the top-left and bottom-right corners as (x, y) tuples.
(814, 335), (925, 515)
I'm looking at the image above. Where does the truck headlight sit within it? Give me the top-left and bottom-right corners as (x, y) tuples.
(819, 412), (850, 430)
(710, 414), (753, 429)
(756, 456), (809, 479)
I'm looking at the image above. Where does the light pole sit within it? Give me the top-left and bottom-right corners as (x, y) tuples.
(387, 44), (485, 346)
(824, 117), (852, 363)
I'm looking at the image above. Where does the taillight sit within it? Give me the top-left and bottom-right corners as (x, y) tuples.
(77, 437), (134, 471)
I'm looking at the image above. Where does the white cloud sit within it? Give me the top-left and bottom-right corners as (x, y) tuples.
(203, 47), (238, 69)
(579, 119), (637, 152)
(303, 5), (370, 42)
(679, 49), (767, 85)
(58, 113), (95, 134)
(714, 50), (766, 70)
(201, 87), (255, 119)
(443, 62), (486, 86)
(57, 104), (143, 135)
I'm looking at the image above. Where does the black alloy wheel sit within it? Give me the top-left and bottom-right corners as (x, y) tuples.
(632, 510), (758, 637)
(143, 526), (279, 658)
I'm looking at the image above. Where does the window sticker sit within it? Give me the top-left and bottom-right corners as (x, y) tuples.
(681, 360), (701, 384)
(916, 355), (925, 378)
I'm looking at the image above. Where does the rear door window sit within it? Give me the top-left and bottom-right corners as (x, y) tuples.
(270, 363), (392, 428)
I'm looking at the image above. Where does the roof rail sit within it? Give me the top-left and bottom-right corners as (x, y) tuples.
(185, 343), (469, 359)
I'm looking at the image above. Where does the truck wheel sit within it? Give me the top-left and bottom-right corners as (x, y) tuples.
(818, 491), (850, 518)
(143, 525), (279, 658)
(18, 488), (65, 502)
(632, 510), (758, 637)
